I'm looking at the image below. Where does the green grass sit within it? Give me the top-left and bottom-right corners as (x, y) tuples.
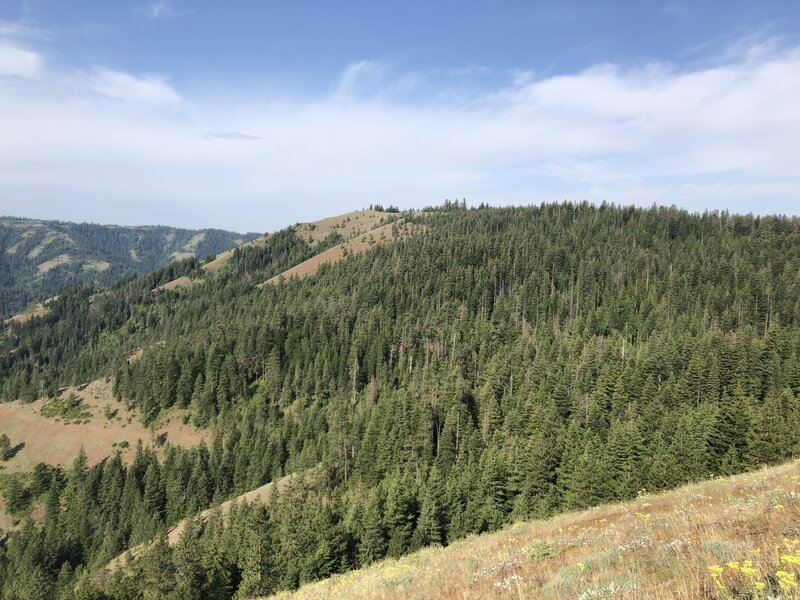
(40, 393), (93, 422)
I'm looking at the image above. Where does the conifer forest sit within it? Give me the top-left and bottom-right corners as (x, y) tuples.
(2, 202), (800, 598)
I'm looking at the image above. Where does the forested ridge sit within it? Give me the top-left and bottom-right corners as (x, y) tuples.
(0, 217), (256, 319)
(2, 202), (800, 599)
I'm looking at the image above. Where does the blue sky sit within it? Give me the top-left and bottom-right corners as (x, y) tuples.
(0, 1), (799, 230)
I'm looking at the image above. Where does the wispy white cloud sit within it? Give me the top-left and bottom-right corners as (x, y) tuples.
(135, 0), (190, 21)
(0, 19), (47, 39)
(83, 67), (180, 105)
(0, 30), (799, 229)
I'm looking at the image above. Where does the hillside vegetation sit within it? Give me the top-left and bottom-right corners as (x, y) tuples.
(2, 202), (800, 599)
(0, 217), (256, 319)
(270, 460), (800, 600)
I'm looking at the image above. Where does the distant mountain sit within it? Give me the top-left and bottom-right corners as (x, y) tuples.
(0, 217), (258, 318)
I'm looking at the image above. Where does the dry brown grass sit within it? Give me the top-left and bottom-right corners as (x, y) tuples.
(152, 275), (204, 292)
(168, 233), (208, 261)
(201, 232), (273, 272)
(294, 209), (390, 247)
(261, 218), (422, 286)
(268, 461), (800, 600)
(0, 379), (206, 476)
(3, 295), (58, 325)
(36, 253), (71, 274)
(4, 302), (47, 325)
(183, 231), (206, 251)
(26, 230), (68, 259)
(3, 224), (41, 255)
(83, 260), (111, 272)
(158, 210), (401, 290)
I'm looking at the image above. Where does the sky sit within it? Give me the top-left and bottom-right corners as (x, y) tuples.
(1, 1), (800, 231)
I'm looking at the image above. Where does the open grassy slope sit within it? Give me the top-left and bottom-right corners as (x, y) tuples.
(269, 460), (800, 600)
(0, 379), (206, 476)
(260, 217), (422, 286)
(0, 379), (206, 532)
(159, 208), (402, 291)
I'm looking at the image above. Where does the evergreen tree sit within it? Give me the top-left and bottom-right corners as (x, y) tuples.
(358, 490), (387, 565)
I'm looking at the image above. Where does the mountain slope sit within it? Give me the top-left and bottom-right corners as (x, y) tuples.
(105, 466), (321, 574)
(2, 203), (800, 599)
(269, 460), (800, 600)
(0, 216), (257, 318)
(158, 208), (400, 291)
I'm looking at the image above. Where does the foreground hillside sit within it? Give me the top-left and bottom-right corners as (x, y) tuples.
(272, 460), (800, 600)
(0, 216), (257, 318)
(2, 203), (800, 599)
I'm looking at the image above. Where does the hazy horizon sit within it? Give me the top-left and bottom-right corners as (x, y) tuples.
(1, 1), (800, 230)
(4, 198), (800, 234)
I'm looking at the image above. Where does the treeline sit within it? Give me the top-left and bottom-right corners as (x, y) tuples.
(2, 203), (800, 598)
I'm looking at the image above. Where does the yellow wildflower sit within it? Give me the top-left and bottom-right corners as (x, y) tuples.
(740, 561), (758, 579)
(781, 553), (800, 568)
(707, 565), (724, 577)
(776, 570), (797, 591)
(577, 562), (586, 573)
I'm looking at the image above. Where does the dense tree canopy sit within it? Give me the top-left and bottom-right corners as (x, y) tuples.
(2, 202), (800, 598)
